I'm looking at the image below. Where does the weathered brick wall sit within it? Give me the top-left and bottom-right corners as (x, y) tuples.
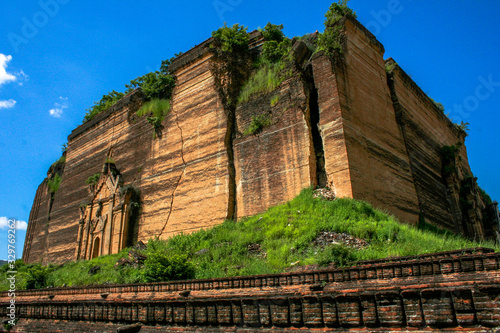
(2, 250), (499, 332)
(23, 52), (230, 263)
(23, 91), (154, 264)
(388, 61), (470, 232)
(326, 18), (421, 225)
(234, 70), (314, 218)
(22, 181), (49, 264)
(142, 53), (229, 239)
(319, 16), (486, 235)
(310, 50), (353, 199)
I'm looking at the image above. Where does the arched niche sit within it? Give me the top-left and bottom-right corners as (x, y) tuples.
(91, 237), (100, 259)
(76, 160), (141, 260)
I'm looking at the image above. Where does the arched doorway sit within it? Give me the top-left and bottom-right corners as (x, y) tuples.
(92, 237), (100, 259)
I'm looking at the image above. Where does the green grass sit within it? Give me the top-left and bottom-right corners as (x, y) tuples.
(51, 155), (66, 167)
(238, 60), (291, 105)
(243, 114), (272, 136)
(85, 173), (101, 186)
(2, 189), (497, 291)
(136, 98), (170, 120)
(136, 98), (171, 138)
(270, 95), (280, 107)
(47, 174), (62, 194)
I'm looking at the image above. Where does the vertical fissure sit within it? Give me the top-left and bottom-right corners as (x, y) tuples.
(309, 77), (327, 188)
(225, 110), (237, 221)
(209, 25), (252, 221)
(302, 64), (327, 189)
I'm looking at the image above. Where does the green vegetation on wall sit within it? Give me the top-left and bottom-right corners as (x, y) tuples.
(82, 58), (177, 124)
(243, 114), (272, 136)
(317, 0), (356, 59)
(47, 173), (62, 195)
(261, 22), (291, 63)
(83, 90), (125, 123)
(238, 61), (290, 104)
(210, 23), (252, 111)
(440, 143), (462, 178)
(136, 98), (171, 139)
(385, 61), (397, 74)
(210, 23), (253, 222)
(430, 97), (445, 113)
(136, 99), (171, 120)
(238, 23), (293, 105)
(85, 173), (101, 186)
(296, 33), (319, 53)
(51, 155), (66, 169)
(79, 2), (358, 125)
(125, 69), (175, 101)
(455, 121), (470, 133)
(47, 154), (66, 197)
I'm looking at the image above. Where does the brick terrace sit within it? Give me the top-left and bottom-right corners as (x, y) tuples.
(1, 248), (499, 332)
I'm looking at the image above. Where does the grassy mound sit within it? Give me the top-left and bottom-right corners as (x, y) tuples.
(2, 189), (497, 290)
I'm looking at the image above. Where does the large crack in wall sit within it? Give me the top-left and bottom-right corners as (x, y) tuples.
(308, 73), (327, 188)
(301, 63), (327, 189)
(225, 110), (237, 221)
(210, 57), (251, 222)
(158, 107), (187, 237)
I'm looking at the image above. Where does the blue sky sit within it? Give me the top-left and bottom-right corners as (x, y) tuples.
(0, 1), (499, 260)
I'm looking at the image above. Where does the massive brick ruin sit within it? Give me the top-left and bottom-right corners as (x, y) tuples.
(23, 16), (498, 265)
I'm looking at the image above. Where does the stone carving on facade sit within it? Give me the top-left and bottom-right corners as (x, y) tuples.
(76, 161), (138, 260)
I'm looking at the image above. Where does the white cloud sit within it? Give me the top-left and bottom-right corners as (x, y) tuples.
(16, 220), (28, 231)
(49, 107), (63, 117)
(16, 70), (29, 86)
(49, 96), (69, 118)
(0, 54), (21, 109)
(0, 99), (16, 109)
(0, 54), (17, 87)
(0, 217), (27, 231)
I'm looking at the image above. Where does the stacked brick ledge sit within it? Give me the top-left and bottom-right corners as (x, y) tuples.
(1, 249), (499, 332)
